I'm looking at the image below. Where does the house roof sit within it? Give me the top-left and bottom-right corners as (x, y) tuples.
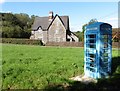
(71, 32), (79, 38)
(32, 15), (69, 30)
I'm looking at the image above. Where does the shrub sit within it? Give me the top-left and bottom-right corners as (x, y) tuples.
(1, 38), (43, 45)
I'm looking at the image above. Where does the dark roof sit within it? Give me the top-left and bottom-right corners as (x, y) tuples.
(71, 32), (79, 38)
(60, 16), (69, 30)
(32, 15), (69, 30)
(32, 17), (49, 30)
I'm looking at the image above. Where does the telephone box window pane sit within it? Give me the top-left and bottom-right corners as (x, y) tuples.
(90, 63), (95, 67)
(86, 40), (95, 43)
(104, 43), (108, 48)
(86, 35), (88, 38)
(89, 54), (95, 62)
(88, 35), (96, 38)
(90, 45), (95, 48)
(103, 53), (108, 57)
(102, 35), (108, 42)
(90, 68), (95, 72)
(102, 35), (108, 39)
(89, 54), (95, 58)
(103, 58), (108, 62)
(104, 39), (108, 42)
(90, 58), (94, 62)
(89, 40), (95, 43)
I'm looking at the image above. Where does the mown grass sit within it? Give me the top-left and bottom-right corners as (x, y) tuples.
(2, 44), (120, 90)
(2, 44), (84, 89)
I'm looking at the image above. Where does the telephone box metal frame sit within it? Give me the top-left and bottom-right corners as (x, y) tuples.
(84, 22), (112, 79)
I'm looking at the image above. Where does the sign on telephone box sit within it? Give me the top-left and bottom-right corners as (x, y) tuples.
(84, 22), (112, 79)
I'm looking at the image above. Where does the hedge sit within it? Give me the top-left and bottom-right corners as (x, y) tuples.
(1, 38), (119, 48)
(1, 38), (43, 45)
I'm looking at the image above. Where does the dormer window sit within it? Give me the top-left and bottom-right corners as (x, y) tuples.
(31, 31), (34, 35)
(38, 27), (42, 32)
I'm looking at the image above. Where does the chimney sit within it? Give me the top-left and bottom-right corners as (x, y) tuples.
(49, 11), (54, 21)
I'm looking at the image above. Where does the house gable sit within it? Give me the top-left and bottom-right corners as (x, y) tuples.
(34, 26), (43, 40)
(47, 14), (66, 31)
(48, 15), (66, 42)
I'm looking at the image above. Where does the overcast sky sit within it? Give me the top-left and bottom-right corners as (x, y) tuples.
(1, 2), (118, 32)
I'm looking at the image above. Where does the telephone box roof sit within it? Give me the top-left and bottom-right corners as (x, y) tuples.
(86, 22), (112, 28)
(86, 22), (112, 31)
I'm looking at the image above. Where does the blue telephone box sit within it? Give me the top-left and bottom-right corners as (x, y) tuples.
(84, 22), (112, 79)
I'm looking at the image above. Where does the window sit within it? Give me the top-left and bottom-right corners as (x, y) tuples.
(89, 40), (95, 43)
(88, 34), (96, 38)
(89, 44), (96, 48)
(102, 35), (108, 42)
(104, 43), (108, 48)
(101, 35), (109, 48)
(31, 31), (34, 35)
(89, 54), (95, 58)
(103, 53), (108, 57)
(103, 58), (108, 62)
(55, 30), (59, 34)
(88, 54), (95, 62)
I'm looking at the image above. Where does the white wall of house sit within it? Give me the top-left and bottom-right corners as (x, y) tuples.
(71, 33), (79, 42)
(42, 31), (48, 44)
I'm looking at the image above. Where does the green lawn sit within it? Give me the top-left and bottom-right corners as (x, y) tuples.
(2, 44), (84, 89)
(2, 44), (120, 90)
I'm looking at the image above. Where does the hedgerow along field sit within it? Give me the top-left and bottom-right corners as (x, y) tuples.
(2, 44), (120, 90)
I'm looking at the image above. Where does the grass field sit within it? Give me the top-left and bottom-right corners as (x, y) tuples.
(2, 44), (120, 90)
